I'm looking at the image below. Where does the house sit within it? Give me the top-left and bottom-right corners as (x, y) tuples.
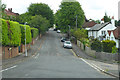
(4, 8), (19, 16)
(82, 20), (97, 30)
(106, 27), (120, 48)
(88, 17), (116, 41)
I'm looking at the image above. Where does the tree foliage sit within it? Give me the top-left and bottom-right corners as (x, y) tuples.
(28, 3), (54, 27)
(29, 15), (50, 34)
(104, 13), (111, 23)
(55, 0), (85, 32)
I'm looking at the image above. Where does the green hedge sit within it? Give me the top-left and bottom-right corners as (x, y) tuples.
(2, 19), (21, 47)
(2, 19), (10, 46)
(91, 39), (102, 52)
(31, 28), (39, 38)
(20, 25), (32, 44)
(0, 19), (2, 45)
(8, 21), (21, 46)
(102, 40), (116, 53)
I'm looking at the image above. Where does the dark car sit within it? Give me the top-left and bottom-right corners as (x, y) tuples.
(61, 37), (67, 42)
(53, 28), (57, 31)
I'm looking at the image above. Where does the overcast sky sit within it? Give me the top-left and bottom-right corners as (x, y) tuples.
(2, 0), (120, 20)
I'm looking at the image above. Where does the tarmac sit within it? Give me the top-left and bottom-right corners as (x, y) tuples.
(2, 33), (120, 78)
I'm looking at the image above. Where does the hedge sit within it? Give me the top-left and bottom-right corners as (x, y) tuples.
(31, 28), (39, 38)
(102, 40), (116, 53)
(8, 21), (21, 47)
(0, 19), (2, 45)
(20, 24), (32, 44)
(2, 19), (10, 46)
(91, 39), (102, 52)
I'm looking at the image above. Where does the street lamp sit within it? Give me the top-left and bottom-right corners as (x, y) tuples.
(24, 22), (27, 57)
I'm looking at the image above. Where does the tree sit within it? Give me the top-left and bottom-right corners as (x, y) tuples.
(55, 0), (85, 32)
(29, 15), (50, 34)
(73, 28), (87, 40)
(118, 20), (120, 26)
(104, 13), (111, 23)
(28, 3), (54, 27)
(16, 12), (32, 24)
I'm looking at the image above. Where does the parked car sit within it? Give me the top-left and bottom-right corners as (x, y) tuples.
(57, 30), (61, 33)
(61, 37), (67, 42)
(63, 41), (72, 49)
(53, 28), (57, 31)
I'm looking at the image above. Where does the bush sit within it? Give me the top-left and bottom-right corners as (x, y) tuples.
(2, 19), (10, 46)
(112, 46), (118, 54)
(102, 40), (116, 53)
(20, 25), (32, 44)
(31, 28), (39, 38)
(8, 21), (21, 47)
(91, 39), (102, 52)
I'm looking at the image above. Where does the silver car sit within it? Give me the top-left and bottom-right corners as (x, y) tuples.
(63, 41), (72, 49)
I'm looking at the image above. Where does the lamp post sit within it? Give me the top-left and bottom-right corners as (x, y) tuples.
(24, 22), (27, 57)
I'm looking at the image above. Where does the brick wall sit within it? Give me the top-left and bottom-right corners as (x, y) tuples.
(2, 47), (19, 59)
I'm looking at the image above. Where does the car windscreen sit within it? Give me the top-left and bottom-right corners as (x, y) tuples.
(66, 42), (70, 44)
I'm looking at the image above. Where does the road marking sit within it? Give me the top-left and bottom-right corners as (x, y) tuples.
(35, 53), (39, 58)
(70, 49), (77, 57)
(1, 65), (17, 72)
(80, 58), (100, 72)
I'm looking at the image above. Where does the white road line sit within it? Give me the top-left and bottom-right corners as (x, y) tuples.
(35, 53), (39, 58)
(0, 65), (17, 72)
(80, 58), (100, 72)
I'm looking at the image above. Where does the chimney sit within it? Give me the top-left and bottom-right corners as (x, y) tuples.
(101, 18), (104, 24)
(8, 8), (12, 12)
(111, 16), (115, 26)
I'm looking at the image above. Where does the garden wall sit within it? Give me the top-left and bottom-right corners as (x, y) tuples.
(77, 40), (118, 61)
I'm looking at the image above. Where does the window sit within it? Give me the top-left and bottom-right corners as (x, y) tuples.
(111, 37), (113, 40)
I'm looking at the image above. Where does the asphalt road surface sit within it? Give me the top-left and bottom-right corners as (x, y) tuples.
(2, 30), (114, 78)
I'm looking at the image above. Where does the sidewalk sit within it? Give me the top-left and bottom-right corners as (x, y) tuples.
(2, 36), (44, 68)
(72, 43), (119, 78)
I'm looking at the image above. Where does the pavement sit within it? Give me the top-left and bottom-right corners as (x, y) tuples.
(1, 31), (119, 79)
(2, 35), (45, 68)
(71, 40), (119, 78)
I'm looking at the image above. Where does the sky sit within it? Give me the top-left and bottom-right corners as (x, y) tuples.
(2, 0), (120, 20)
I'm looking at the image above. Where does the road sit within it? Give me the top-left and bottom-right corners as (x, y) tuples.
(2, 30), (114, 78)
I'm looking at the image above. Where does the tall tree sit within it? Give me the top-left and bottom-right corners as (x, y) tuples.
(55, 0), (85, 32)
(29, 15), (50, 34)
(104, 13), (111, 23)
(28, 3), (54, 27)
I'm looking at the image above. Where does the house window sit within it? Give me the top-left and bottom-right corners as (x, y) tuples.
(111, 37), (113, 40)
(101, 31), (106, 36)
(107, 37), (110, 40)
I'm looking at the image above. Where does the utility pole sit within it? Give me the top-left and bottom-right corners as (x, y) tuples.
(76, 15), (77, 30)
(24, 22), (27, 57)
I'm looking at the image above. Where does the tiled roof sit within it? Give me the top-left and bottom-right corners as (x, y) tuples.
(82, 21), (97, 28)
(89, 22), (110, 31)
(108, 27), (120, 39)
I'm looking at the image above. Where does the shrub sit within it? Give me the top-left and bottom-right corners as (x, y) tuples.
(91, 39), (102, 52)
(102, 40), (116, 53)
(31, 28), (39, 38)
(112, 46), (118, 54)
(2, 19), (10, 46)
(8, 21), (21, 47)
(20, 24), (32, 44)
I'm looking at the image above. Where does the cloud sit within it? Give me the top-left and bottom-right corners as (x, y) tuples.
(2, 0), (119, 20)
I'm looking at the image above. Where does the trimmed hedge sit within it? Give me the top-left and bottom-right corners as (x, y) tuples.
(91, 39), (102, 52)
(8, 21), (21, 47)
(2, 19), (10, 46)
(20, 25), (32, 44)
(31, 28), (39, 38)
(0, 19), (2, 45)
(102, 40), (116, 53)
